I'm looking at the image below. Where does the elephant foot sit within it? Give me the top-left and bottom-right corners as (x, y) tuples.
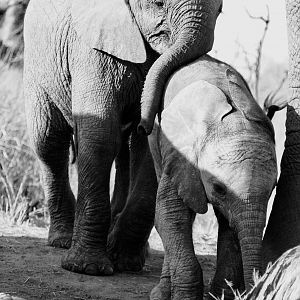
(209, 285), (235, 300)
(107, 213), (150, 272)
(107, 231), (147, 272)
(150, 277), (171, 300)
(61, 245), (114, 275)
(48, 224), (73, 249)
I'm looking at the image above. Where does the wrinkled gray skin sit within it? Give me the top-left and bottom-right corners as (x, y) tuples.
(23, 0), (222, 276)
(262, 0), (300, 267)
(148, 55), (277, 300)
(0, 0), (28, 65)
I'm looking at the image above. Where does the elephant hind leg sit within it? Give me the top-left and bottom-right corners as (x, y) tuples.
(108, 129), (157, 272)
(27, 92), (75, 249)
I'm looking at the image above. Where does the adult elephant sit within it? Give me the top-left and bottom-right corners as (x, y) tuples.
(0, 0), (29, 65)
(262, 0), (300, 267)
(23, 0), (222, 276)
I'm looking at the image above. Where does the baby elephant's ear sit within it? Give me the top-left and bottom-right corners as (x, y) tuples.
(226, 69), (275, 137)
(71, 0), (146, 64)
(160, 131), (208, 214)
(226, 69), (267, 122)
(160, 80), (232, 214)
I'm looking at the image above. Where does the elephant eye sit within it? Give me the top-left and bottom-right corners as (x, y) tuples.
(154, 0), (164, 8)
(213, 182), (227, 197)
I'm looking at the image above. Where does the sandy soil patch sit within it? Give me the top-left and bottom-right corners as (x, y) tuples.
(0, 227), (216, 300)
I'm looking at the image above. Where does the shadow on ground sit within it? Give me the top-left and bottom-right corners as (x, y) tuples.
(0, 235), (216, 300)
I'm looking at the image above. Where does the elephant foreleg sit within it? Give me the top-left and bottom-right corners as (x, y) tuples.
(61, 111), (121, 276)
(26, 91), (75, 249)
(108, 129), (157, 272)
(153, 173), (203, 300)
(210, 208), (244, 300)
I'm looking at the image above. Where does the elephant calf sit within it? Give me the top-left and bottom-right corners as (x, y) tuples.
(148, 55), (278, 300)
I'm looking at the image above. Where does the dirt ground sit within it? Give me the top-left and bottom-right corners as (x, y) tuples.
(0, 223), (217, 300)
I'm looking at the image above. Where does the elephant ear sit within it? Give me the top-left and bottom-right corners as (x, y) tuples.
(71, 0), (146, 63)
(160, 80), (233, 214)
(226, 69), (273, 125)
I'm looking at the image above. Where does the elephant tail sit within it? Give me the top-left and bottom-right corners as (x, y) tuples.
(70, 136), (77, 164)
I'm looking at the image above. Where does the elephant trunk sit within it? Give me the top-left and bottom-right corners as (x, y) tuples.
(138, 0), (220, 135)
(236, 209), (266, 290)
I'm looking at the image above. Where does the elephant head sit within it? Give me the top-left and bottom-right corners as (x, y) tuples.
(157, 63), (278, 289)
(0, 0), (29, 63)
(71, 0), (222, 132)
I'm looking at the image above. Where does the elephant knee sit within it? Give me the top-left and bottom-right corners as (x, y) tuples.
(32, 134), (70, 166)
(37, 138), (70, 163)
(29, 115), (72, 167)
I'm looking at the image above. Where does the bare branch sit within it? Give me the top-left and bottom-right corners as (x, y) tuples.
(246, 6), (270, 24)
(245, 5), (270, 100)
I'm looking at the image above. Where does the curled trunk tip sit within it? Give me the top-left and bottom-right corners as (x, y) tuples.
(137, 119), (151, 136)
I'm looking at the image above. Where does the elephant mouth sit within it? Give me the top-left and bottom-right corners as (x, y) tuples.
(148, 30), (172, 54)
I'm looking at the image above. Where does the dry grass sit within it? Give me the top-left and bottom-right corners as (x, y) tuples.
(0, 42), (24, 69)
(210, 249), (300, 300)
(244, 246), (300, 300)
(0, 66), (44, 225)
(208, 272), (259, 300)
